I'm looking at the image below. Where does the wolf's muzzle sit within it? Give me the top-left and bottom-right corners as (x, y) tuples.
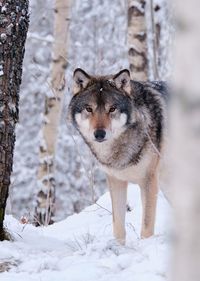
(94, 129), (106, 142)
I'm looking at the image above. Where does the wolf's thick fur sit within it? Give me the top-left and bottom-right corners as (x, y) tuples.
(68, 68), (168, 244)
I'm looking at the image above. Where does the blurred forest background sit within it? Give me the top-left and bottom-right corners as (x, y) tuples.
(2, 1), (200, 280)
(8, 0), (172, 223)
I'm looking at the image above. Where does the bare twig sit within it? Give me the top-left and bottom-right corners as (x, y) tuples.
(95, 202), (112, 214)
(145, 130), (162, 158)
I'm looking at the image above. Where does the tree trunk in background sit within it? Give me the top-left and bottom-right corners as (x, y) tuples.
(127, 0), (148, 80)
(35, 0), (71, 226)
(149, 0), (160, 80)
(0, 0), (29, 240)
(171, 0), (200, 280)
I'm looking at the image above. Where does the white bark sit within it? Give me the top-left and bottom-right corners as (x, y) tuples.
(127, 0), (148, 80)
(35, 0), (72, 225)
(149, 0), (160, 80)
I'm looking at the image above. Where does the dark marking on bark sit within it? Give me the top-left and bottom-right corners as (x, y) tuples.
(128, 6), (144, 25)
(135, 32), (146, 42)
(129, 48), (147, 72)
(154, 5), (160, 12)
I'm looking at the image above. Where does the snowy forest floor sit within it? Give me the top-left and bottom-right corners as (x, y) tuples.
(1, 184), (171, 281)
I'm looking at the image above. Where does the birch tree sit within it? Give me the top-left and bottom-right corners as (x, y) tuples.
(127, 0), (148, 80)
(147, 0), (160, 80)
(35, 0), (72, 226)
(0, 0), (29, 240)
(171, 0), (200, 280)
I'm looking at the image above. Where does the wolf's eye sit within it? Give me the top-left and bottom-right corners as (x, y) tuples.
(86, 106), (93, 113)
(109, 106), (116, 113)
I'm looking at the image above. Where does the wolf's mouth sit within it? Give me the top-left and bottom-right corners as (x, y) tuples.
(94, 139), (107, 143)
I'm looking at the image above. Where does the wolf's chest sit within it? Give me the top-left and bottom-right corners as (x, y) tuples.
(100, 151), (153, 184)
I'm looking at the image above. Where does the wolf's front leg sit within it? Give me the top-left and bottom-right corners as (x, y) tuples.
(140, 172), (158, 238)
(107, 175), (128, 245)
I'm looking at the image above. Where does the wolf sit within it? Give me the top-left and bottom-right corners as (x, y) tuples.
(68, 68), (168, 244)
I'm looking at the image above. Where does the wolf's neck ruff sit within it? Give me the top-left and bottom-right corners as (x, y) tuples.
(84, 122), (147, 170)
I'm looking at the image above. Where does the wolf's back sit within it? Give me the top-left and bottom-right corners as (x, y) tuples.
(131, 80), (169, 105)
(149, 81), (169, 102)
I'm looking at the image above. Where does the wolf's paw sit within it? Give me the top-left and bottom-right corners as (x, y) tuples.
(105, 239), (126, 255)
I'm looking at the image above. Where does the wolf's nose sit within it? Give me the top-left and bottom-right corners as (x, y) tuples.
(94, 129), (106, 142)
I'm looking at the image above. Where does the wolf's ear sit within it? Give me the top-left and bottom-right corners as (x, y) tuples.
(73, 68), (91, 95)
(113, 69), (131, 95)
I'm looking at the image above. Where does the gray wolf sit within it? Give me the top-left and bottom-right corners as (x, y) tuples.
(68, 68), (168, 244)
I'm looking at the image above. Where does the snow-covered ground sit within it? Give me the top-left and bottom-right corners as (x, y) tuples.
(1, 184), (171, 281)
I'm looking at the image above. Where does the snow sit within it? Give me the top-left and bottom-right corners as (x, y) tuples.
(0, 65), (3, 76)
(1, 184), (171, 281)
(0, 33), (7, 42)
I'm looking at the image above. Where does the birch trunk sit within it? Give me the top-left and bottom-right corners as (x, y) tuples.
(127, 0), (148, 80)
(171, 0), (200, 280)
(0, 0), (29, 240)
(149, 0), (160, 80)
(35, 0), (71, 226)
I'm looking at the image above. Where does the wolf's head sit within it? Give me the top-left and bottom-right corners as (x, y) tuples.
(68, 68), (136, 144)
